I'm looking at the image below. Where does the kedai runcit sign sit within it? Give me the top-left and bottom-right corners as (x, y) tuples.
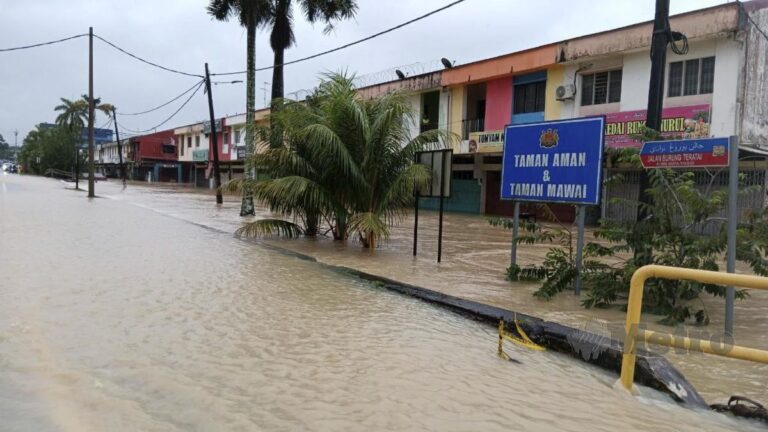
(500, 117), (605, 205)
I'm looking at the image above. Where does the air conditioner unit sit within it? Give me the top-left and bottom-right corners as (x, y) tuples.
(555, 84), (576, 101)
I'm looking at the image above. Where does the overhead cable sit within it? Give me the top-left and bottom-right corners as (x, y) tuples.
(93, 34), (203, 78)
(117, 80), (205, 134)
(211, 0), (469, 76)
(0, 34), (87, 52)
(737, 0), (768, 42)
(119, 81), (205, 116)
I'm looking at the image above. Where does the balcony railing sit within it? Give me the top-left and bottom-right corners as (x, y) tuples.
(461, 118), (485, 140)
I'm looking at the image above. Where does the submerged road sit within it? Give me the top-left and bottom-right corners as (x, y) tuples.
(0, 174), (761, 431)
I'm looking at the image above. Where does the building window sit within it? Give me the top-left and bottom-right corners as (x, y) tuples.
(513, 81), (546, 115)
(180, 139), (184, 156)
(581, 70), (622, 106)
(668, 57), (715, 97)
(234, 129), (241, 144)
(195, 136), (200, 147)
(224, 133), (229, 145)
(162, 144), (175, 154)
(187, 137), (192, 148)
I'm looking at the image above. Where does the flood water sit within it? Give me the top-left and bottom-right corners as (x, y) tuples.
(0, 174), (763, 431)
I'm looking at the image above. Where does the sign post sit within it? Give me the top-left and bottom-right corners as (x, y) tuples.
(574, 205), (586, 295)
(640, 136), (736, 335)
(501, 117), (605, 295)
(510, 202), (520, 267)
(725, 136), (738, 337)
(414, 149), (453, 263)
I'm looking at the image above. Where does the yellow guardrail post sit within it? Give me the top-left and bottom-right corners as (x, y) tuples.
(620, 265), (768, 391)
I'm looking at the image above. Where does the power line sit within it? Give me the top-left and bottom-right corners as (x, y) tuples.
(211, 0), (469, 76)
(737, 0), (768, 42)
(93, 34), (203, 78)
(0, 34), (87, 52)
(119, 81), (205, 116)
(117, 80), (205, 134)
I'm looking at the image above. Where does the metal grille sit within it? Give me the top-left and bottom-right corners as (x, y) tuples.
(603, 169), (767, 229)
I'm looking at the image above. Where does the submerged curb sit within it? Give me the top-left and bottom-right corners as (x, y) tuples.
(94, 187), (707, 408)
(258, 241), (708, 408)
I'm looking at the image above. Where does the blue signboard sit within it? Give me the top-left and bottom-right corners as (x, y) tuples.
(500, 117), (605, 205)
(640, 137), (729, 169)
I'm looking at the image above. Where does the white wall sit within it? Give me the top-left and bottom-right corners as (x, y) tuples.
(554, 36), (741, 139)
(711, 37), (741, 138)
(406, 93), (421, 142)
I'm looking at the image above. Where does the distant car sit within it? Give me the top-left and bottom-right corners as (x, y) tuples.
(2, 162), (12, 172)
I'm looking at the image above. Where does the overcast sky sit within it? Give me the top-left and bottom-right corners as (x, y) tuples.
(0, 0), (729, 144)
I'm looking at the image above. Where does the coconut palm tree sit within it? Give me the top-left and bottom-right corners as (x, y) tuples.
(264, 0), (357, 150)
(95, 103), (127, 184)
(207, 0), (269, 216)
(55, 97), (88, 187)
(265, 0), (357, 103)
(231, 73), (454, 249)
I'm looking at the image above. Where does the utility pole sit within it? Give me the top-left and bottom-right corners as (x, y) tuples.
(635, 0), (671, 264)
(87, 26), (95, 198)
(111, 108), (126, 187)
(13, 129), (18, 147)
(646, 0), (670, 133)
(205, 63), (224, 205)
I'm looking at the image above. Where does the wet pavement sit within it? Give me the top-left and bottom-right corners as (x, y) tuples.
(1, 174), (765, 431)
(96, 178), (768, 404)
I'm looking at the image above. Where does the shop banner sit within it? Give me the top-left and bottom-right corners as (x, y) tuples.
(468, 130), (504, 153)
(605, 104), (711, 148)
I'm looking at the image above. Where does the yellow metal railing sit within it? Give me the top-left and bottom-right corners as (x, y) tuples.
(621, 265), (768, 391)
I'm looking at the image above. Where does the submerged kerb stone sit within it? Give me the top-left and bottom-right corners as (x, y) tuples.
(337, 269), (708, 408)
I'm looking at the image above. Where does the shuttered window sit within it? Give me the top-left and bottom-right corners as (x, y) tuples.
(581, 69), (622, 106)
(668, 57), (715, 97)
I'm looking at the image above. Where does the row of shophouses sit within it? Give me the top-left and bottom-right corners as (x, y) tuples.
(97, 1), (768, 223)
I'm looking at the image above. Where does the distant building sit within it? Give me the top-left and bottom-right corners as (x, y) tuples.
(38, 123), (113, 147)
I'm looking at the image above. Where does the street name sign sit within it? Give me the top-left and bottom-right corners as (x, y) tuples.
(500, 117), (605, 205)
(640, 137), (729, 169)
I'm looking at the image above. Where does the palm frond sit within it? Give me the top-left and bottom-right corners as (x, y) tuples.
(235, 219), (304, 238)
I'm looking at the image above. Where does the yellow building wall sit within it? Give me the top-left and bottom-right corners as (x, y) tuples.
(545, 66), (564, 121)
(449, 85), (465, 137)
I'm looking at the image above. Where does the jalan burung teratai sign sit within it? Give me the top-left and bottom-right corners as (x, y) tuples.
(500, 117), (605, 205)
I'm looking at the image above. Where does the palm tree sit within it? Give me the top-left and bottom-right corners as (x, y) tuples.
(264, 0), (357, 150)
(95, 103), (127, 185)
(208, 0), (269, 216)
(55, 98), (88, 187)
(230, 73), (454, 249)
(265, 0), (357, 103)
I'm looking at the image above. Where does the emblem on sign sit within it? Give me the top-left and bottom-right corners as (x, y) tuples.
(539, 129), (559, 149)
(712, 145), (726, 157)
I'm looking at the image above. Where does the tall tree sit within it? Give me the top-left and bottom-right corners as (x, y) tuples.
(265, 0), (357, 150)
(54, 97), (88, 185)
(54, 97), (88, 131)
(208, 0), (269, 216)
(266, 0), (357, 103)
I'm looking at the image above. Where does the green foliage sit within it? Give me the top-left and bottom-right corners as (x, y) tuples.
(491, 132), (768, 325)
(18, 125), (81, 174)
(226, 72), (456, 248)
(0, 134), (13, 160)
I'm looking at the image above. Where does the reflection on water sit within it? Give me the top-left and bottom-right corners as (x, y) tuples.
(0, 175), (762, 431)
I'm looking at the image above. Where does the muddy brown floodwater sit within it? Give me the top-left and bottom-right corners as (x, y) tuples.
(0, 174), (763, 431)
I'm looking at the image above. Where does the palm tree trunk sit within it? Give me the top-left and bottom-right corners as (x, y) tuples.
(269, 47), (285, 149)
(271, 47), (284, 102)
(240, 17), (256, 216)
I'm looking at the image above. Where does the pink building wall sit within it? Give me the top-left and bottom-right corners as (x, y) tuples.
(484, 77), (513, 131)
